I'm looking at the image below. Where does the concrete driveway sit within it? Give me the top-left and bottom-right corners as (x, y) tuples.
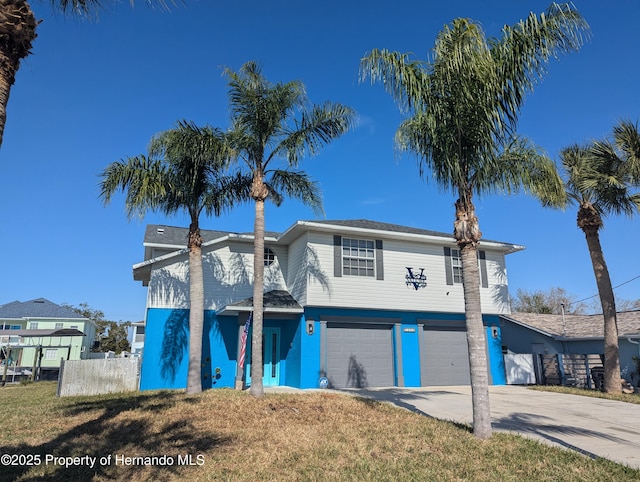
(340, 385), (640, 470)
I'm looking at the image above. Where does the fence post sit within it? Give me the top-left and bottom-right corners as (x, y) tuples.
(56, 358), (65, 397)
(557, 354), (567, 386)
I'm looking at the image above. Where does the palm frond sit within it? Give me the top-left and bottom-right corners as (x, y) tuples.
(53, 0), (177, 16)
(559, 124), (640, 222)
(481, 137), (566, 207)
(99, 155), (170, 219)
(612, 119), (640, 182)
(201, 170), (253, 217)
(267, 170), (324, 216)
(359, 49), (428, 113)
(277, 102), (356, 165)
(492, 2), (590, 126)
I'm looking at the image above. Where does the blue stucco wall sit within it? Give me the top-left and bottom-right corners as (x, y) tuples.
(140, 308), (238, 391)
(485, 317), (506, 385)
(400, 326), (421, 387)
(141, 306), (506, 390)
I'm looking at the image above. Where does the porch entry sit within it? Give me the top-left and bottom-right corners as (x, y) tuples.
(246, 327), (281, 387)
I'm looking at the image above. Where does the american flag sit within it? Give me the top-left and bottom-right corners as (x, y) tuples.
(238, 312), (252, 370)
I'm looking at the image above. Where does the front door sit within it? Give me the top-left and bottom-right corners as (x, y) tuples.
(263, 327), (281, 387)
(246, 327), (281, 387)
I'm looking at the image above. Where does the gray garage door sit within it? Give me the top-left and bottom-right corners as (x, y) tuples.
(422, 327), (470, 386)
(325, 323), (394, 388)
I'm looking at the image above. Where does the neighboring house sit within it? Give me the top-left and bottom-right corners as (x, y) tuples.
(501, 311), (640, 385)
(129, 321), (145, 356)
(134, 219), (524, 391)
(0, 298), (99, 378)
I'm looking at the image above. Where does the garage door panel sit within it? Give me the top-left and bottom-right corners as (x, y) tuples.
(422, 328), (470, 386)
(326, 324), (394, 389)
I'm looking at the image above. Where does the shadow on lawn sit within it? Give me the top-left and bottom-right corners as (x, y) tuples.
(3, 391), (229, 481)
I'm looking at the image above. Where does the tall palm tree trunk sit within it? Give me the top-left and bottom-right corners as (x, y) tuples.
(455, 197), (492, 439)
(460, 244), (492, 439)
(249, 189), (266, 397)
(186, 223), (204, 394)
(0, 0), (38, 149)
(582, 226), (621, 393)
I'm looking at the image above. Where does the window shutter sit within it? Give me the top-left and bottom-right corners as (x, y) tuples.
(375, 239), (384, 280)
(444, 247), (453, 286)
(333, 235), (342, 277)
(478, 250), (488, 288)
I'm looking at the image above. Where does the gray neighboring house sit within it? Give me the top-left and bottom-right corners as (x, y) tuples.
(501, 311), (640, 385)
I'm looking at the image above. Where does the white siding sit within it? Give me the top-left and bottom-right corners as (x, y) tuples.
(479, 249), (509, 313)
(286, 233), (312, 305)
(146, 241), (288, 310)
(305, 232), (510, 314)
(144, 227), (511, 315)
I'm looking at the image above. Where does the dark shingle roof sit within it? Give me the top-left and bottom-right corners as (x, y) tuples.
(227, 290), (302, 310)
(503, 311), (640, 339)
(143, 219), (517, 252)
(310, 219), (452, 238)
(0, 298), (85, 319)
(144, 225), (280, 246)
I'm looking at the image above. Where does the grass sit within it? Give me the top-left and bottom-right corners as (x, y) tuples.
(1, 383), (639, 481)
(529, 385), (640, 404)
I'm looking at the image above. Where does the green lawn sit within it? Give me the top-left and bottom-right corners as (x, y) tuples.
(1, 382), (638, 481)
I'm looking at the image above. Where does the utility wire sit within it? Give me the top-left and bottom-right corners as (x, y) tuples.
(570, 274), (640, 306)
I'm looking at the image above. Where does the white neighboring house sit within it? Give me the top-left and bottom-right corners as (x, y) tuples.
(129, 321), (145, 357)
(0, 298), (98, 379)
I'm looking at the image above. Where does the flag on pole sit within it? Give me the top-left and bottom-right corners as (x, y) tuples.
(238, 312), (252, 370)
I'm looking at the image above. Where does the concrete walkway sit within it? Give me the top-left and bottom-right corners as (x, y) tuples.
(339, 385), (640, 470)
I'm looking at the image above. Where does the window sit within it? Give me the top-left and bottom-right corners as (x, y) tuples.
(342, 238), (375, 277)
(29, 322), (38, 329)
(451, 248), (462, 284)
(55, 323), (63, 330)
(264, 247), (275, 266)
(444, 247), (489, 288)
(44, 349), (57, 360)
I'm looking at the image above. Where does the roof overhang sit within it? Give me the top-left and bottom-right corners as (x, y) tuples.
(0, 328), (85, 337)
(278, 220), (524, 253)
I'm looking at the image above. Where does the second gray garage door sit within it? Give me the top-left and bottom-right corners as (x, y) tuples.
(325, 323), (394, 388)
(422, 326), (470, 386)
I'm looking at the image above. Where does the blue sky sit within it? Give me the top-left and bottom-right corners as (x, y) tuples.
(0, 1), (638, 322)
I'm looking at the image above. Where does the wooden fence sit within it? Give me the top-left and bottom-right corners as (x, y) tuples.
(57, 357), (141, 397)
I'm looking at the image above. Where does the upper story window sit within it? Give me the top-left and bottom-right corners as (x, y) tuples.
(29, 322), (38, 329)
(333, 235), (384, 280)
(444, 247), (489, 288)
(342, 238), (375, 277)
(55, 323), (63, 330)
(450, 248), (463, 284)
(264, 247), (275, 266)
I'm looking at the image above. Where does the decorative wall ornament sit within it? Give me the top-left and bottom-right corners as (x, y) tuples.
(405, 267), (427, 290)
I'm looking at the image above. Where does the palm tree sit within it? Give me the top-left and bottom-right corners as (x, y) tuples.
(360, 3), (588, 438)
(100, 121), (248, 394)
(224, 62), (355, 397)
(0, 0), (172, 149)
(558, 120), (640, 393)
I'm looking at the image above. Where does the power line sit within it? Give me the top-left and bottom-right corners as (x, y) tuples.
(571, 274), (640, 306)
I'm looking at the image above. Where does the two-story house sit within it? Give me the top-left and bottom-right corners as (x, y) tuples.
(134, 219), (523, 391)
(0, 298), (99, 379)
